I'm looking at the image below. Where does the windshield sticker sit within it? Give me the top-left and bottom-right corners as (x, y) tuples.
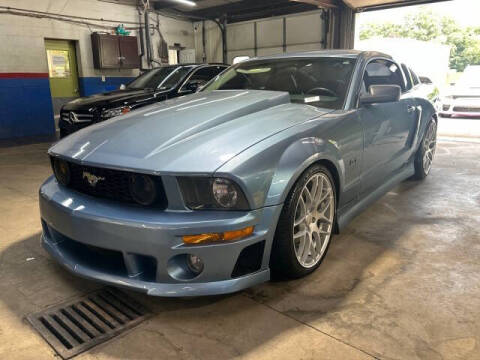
(237, 68), (271, 74)
(304, 96), (320, 103)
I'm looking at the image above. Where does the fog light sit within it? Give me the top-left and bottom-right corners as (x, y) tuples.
(187, 255), (204, 274)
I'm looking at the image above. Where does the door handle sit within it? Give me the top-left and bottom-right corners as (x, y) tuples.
(407, 105), (416, 113)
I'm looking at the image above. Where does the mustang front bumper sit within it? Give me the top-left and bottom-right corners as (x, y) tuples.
(39, 176), (282, 296)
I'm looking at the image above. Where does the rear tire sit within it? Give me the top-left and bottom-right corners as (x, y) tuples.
(414, 118), (437, 180)
(270, 164), (336, 279)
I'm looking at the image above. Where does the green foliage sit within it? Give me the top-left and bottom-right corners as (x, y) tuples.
(403, 10), (441, 41)
(359, 9), (480, 71)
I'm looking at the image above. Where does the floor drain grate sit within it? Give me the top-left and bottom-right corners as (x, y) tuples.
(27, 287), (151, 359)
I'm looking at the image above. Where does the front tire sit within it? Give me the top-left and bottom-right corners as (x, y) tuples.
(414, 118), (437, 180)
(271, 164), (336, 279)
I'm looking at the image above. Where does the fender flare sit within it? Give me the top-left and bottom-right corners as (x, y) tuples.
(263, 137), (345, 208)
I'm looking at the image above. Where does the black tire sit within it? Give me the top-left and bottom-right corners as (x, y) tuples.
(270, 164), (336, 279)
(413, 118), (437, 180)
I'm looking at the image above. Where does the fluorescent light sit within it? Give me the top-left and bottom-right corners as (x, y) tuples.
(171, 0), (196, 6)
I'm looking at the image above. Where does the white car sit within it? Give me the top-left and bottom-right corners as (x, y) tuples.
(440, 65), (480, 118)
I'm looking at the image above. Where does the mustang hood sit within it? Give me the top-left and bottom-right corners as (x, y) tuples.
(50, 90), (328, 173)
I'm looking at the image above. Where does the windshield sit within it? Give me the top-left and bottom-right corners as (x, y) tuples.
(127, 66), (194, 90)
(203, 57), (356, 109)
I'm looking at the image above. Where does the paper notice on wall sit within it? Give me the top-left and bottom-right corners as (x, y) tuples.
(179, 49), (196, 64)
(47, 50), (71, 78)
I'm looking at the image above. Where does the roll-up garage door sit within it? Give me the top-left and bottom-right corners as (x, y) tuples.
(226, 10), (325, 64)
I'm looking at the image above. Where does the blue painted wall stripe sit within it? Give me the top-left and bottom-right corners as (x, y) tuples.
(79, 77), (135, 96)
(0, 76), (136, 139)
(0, 77), (55, 139)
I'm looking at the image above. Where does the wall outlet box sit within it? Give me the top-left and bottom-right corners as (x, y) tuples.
(101, 75), (106, 82)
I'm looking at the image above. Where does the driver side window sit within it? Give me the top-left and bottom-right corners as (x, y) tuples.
(362, 59), (405, 95)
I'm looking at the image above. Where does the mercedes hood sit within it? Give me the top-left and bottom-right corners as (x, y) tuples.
(62, 89), (157, 111)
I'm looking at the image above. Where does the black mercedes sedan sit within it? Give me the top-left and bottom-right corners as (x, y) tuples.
(59, 63), (228, 138)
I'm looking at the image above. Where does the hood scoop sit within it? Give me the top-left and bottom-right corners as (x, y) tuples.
(144, 90), (291, 156)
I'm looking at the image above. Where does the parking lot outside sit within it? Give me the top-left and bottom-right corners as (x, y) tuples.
(438, 116), (480, 139)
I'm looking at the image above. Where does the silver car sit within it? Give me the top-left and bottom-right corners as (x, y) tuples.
(39, 50), (437, 296)
(440, 65), (480, 117)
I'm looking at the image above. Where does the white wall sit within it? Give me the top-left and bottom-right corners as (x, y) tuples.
(194, 20), (223, 64)
(0, 0), (195, 77)
(194, 10), (326, 64)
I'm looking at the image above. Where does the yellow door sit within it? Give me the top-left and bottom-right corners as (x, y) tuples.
(45, 39), (79, 114)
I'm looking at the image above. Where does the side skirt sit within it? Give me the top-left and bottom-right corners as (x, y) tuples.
(336, 162), (415, 231)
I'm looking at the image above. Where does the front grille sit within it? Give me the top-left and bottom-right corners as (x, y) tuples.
(58, 160), (167, 208)
(453, 106), (480, 113)
(60, 110), (97, 124)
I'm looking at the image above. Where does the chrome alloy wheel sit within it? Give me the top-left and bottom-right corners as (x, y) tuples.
(423, 121), (437, 175)
(292, 173), (335, 268)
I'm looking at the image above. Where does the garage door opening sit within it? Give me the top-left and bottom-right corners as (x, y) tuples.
(355, 0), (480, 139)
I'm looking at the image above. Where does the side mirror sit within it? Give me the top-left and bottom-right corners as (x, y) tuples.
(186, 82), (200, 92)
(420, 76), (433, 85)
(359, 85), (401, 105)
(181, 80), (206, 94)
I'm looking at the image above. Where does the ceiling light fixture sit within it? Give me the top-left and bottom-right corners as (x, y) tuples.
(171, 0), (197, 6)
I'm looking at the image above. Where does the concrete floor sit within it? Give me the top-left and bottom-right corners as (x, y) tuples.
(438, 116), (480, 139)
(0, 138), (479, 360)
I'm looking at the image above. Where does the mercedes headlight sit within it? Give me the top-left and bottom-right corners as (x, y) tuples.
(177, 177), (249, 210)
(102, 106), (131, 119)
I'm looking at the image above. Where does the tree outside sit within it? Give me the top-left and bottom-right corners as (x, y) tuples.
(359, 9), (480, 72)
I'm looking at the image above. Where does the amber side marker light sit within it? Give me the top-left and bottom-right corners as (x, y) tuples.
(183, 226), (254, 244)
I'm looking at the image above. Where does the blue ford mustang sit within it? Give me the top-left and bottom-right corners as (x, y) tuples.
(39, 50), (437, 296)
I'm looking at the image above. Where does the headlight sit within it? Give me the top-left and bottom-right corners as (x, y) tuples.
(102, 106), (131, 119)
(129, 174), (158, 206)
(212, 178), (238, 208)
(52, 158), (71, 186)
(177, 177), (250, 210)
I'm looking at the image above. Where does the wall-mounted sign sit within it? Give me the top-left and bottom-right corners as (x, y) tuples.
(47, 50), (71, 78)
